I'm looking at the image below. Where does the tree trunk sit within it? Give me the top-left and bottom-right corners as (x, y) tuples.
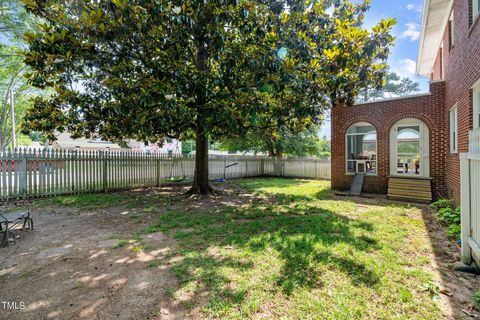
(363, 90), (369, 102)
(273, 150), (283, 177)
(187, 36), (215, 195)
(188, 119), (214, 195)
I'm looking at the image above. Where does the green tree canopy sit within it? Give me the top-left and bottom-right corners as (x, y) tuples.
(357, 70), (421, 102)
(1, 0), (44, 148)
(1, 0), (37, 43)
(219, 126), (331, 158)
(20, 0), (395, 194)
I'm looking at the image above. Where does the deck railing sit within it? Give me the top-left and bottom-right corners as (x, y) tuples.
(470, 127), (480, 154)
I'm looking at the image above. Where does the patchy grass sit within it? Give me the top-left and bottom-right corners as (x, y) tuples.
(72, 280), (85, 290)
(33, 191), (173, 211)
(138, 178), (443, 319)
(147, 260), (162, 268)
(35, 178), (444, 319)
(34, 193), (126, 210)
(112, 238), (145, 253)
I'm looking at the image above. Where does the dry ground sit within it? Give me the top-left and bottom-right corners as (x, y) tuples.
(0, 178), (478, 319)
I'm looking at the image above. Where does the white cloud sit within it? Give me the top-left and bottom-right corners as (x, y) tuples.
(400, 22), (421, 41)
(406, 3), (422, 12)
(398, 59), (417, 77)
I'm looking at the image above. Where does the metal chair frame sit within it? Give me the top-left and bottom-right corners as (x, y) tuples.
(0, 208), (33, 247)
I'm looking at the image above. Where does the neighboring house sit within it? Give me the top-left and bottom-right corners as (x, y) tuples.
(128, 139), (182, 155)
(50, 132), (182, 154)
(50, 132), (127, 151)
(18, 141), (43, 150)
(331, 0), (480, 204)
(188, 150), (266, 156)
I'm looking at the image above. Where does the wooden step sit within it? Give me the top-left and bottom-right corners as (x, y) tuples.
(388, 185), (431, 192)
(388, 190), (432, 198)
(388, 177), (432, 203)
(389, 178), (431, 186)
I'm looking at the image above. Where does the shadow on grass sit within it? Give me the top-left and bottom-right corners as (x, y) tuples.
(237, 177), (312, 190)
(142, 180), (382, 313)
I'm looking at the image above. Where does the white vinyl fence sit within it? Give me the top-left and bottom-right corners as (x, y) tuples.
(0, 148), (331, 199)
(461, 128), (480, 265)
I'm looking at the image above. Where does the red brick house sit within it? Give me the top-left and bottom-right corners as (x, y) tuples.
(331, 0), (480, 203)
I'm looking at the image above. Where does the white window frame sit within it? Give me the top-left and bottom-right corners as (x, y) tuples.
(473, 0), (480, 22)
(450, 105), (458, 153)
(389, 118), (430, 177)
(345, 122), (377, 176)
(449, 10), (455, 49)
(473, 80), (480, 129)
(440, 42), (445, 79)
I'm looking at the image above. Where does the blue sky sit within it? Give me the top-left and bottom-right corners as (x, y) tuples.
(365, 0), (428, 90)
(319, 0), (429, 139)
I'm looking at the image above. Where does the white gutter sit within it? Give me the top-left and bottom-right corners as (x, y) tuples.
(416, 0), (453, 76)
(416, 0), (431, 76)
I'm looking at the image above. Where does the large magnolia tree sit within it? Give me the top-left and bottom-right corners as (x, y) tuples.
(20, 0), (394, 194)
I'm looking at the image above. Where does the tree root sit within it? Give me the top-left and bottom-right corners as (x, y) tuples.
(184, 184), (221, 197)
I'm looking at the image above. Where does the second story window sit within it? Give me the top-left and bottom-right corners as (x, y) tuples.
(448, 11), (455, 50)
(450, 106), (458, 153)
(472, 0), (480, 25)
(474, 82), (480, 129)
(440, 42), (444, 79)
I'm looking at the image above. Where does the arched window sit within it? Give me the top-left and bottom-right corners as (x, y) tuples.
(346, 122), (377, 174)
(390, 118), (429, 177)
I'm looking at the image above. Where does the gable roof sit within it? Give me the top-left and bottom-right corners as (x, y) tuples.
(417, 0), (453, 76)
(52, 132), (126, 150)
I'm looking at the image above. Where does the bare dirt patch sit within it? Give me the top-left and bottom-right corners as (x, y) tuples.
(0, 202), (187, 319)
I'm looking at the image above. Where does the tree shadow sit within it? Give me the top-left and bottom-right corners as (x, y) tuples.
(157, 197), (381, 311)
(237, 177), (312, 191)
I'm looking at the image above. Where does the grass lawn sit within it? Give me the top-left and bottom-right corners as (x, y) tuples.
(29, 178), (447, 319)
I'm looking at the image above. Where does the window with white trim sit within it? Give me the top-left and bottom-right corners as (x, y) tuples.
(449, 11), (455, 50)
(440, 42), (444, 79)
(450, 106), (458, 153)
(473, 0), (480, 22)
(474, 83), (480, 129)
(346, 122), (377, 174)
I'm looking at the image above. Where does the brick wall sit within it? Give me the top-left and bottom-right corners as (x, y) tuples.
(431, 0), (480, 204)
(331, 81), (447, 198)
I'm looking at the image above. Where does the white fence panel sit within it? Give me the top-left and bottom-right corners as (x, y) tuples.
(0, 148), (331, 199)
(461, 128), (480, 264)
(470, 128), (480, 154)
(283, 158), (331, 180)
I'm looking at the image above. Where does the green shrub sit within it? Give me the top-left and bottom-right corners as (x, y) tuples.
(437, 207), (460, 225)
(447, 224), (461, 239)
(430, 199), (452, 211)
(431, 199), (461, 240)
(473, 290), (480, 308)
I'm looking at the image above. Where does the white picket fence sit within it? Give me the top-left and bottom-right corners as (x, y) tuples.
(461, 128), (480, 265)
(0, 148), (331, 199)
